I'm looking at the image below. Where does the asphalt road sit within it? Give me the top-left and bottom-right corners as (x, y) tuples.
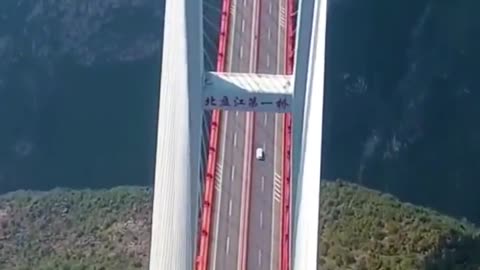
(208, 0), (260, 268)
(208, 0), (287, 269)
(246, 0), (286, 269)
(209, 110), (247, 270)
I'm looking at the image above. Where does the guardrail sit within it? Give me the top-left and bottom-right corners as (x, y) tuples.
(281, 0), (295, 268)
(195, 0), (232, 268)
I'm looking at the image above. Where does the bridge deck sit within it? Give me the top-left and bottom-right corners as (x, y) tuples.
(208, 0), (288, 269)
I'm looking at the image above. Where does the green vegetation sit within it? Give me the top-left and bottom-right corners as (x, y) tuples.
(319, 180), (480, 269)
(0, 187), (153, 270)
(0, 181), (479, 269)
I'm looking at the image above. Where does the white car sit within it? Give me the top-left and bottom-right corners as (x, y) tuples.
(256, 147), (265, 160)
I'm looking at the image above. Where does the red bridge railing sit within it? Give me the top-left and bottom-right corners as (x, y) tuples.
(281, 0), (295, 269)
(195, 0), (232, 268)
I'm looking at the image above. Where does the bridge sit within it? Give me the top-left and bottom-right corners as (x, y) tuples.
(148, 0), (327, 269)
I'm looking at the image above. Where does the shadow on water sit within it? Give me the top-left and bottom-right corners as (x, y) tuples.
(0, 0), (223, 194)
(0, 0), (165, 193)
(423, 233), (480, 269)
(0, 56), (161, 192)
(322, 0), (480, 225)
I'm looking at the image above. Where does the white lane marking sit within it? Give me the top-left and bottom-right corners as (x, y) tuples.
(227, 0), (238, 71)
(249, 0), (259, 72)
(264, 114), (268, 126)
(261, 176), (265, 192)
(234, 132), (237, 147)
(229, 199), (233, 216)
(260, 211), (263, 228)
(211, 111), (229, 270)
(226, 236), (230, 254)
(242, 19), (245, 33)
(215, 163), (224, 188)
(268, 28), (271, 40)
(263, 142), (266, 150)
(274, 174), (282, 201)
(277, 1), (284, 74)
(269, 2), (272, 14)
(243, 0), (246, 6)
(273, 114), (278, 177)
(258, 249), (262, 266)
(231, 165), (235, 182)
(238, 113), (254, 269)
(240, 45), (244, 59)
(266, 54), (270, 67)
(270, 113), (281, 269)
(236, 111), (239, 116)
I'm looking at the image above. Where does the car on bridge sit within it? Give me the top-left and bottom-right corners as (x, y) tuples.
(256, 147), (265, 161)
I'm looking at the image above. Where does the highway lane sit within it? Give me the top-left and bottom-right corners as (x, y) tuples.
(210, 111), (247, 270)
(246, 0), (286, 269)
(209, 0), (287, 268)
(208, 0), (259, 268)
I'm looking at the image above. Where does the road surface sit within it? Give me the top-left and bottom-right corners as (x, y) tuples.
(208, 0), (287, 269)
(246, 0), (286, 269)
(208, 0), (257, 269)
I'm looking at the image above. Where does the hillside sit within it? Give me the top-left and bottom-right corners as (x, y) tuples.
(0, 181), (479, 270)
(318, 180), (480, 269)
